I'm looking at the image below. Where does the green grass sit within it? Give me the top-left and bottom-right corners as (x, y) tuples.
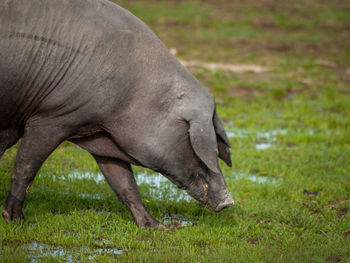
(1, 0), (350, 262)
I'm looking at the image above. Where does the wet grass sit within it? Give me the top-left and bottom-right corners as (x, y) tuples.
(1, 0), (350, 262)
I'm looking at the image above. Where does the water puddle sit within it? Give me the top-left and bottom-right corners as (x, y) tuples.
(135, 171), (166, 188)
(65, 171), (105, 183)
(225, 126), (287, 150)
(162, 215), (194, 227)
(20, 241), (124, 262)
(254, 129), (286, 150)
(40, 170), (192, 202)
(234, 171), (277, 184)
(44, 168), (276, 202)
(226, 129), (248, 139)
(78, 192), (105, 200)
(255, 142), (272, 150)
(39, 172), (105, 184)
(21, 242), (70, 262)
(246, 174), (276, 184)
(135, 172), (192, 202)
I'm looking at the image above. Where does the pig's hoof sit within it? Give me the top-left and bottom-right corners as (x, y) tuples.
(2, 209), (25, 222)
(2, 209), (11, 223)
(3, 194), (25, 222)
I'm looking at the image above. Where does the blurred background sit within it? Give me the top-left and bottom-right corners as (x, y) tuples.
(113, 0), (350, 122)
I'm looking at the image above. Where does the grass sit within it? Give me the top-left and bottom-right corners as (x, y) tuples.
(1, 0), (350, 262)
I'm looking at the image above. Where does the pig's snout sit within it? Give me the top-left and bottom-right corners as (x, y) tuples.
(213, 192), (234, 212)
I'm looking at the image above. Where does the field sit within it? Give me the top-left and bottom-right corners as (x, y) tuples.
(1, 0), (350, 262)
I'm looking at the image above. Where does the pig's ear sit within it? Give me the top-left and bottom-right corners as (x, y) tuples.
(213, 112), (232, 167)
(188, 120), (220, 174)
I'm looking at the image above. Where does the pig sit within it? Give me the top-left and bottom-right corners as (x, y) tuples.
(0, 0), (233, 228)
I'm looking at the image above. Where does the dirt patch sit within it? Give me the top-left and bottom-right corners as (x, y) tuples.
(339, 68), (350, 84)
(252, 19), (280, 30)
(167, 221), (183, 229)
(337, 207), (348, 217)
(169, 48), (269, 72)
(179, 60), (268, 73)
(303, 190), (320, 196)
(228, 86), (265, 98)
(230, 39), (294, 54)
(326, 256), (342, 262)
(226, 85), (312, 99)
(325, 199), (350, 218)
(248, 237), (259, 244)
(230, 37), (349, 58)
(344, 229), (350, 237)
(315, 59), (337, 68)
(162, 214), (195, 229)
(204, 0), (350, 15)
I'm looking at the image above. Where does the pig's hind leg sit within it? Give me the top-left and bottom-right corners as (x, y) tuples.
(0, 129), (21, 159)
(93, 155), (166, 229)
(2, 125), (67, 222)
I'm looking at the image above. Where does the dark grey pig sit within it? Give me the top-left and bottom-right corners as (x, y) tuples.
(0, 0), (233, 228)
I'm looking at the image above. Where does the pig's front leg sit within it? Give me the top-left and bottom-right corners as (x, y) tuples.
(93, 155), (165, 229)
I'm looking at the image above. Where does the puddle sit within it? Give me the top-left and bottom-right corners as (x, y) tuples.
(225, 126), (287, 150)
(40, 171), (192, 202)
(39, 172), (105, 184)
(255, 142), (272, 150)
(43, 168), (276, 202)
(234, 171), (277, 184)
(21, 242), (70, 262)
(162, 215), (194, 227)
(78, 192), (105, 200)
(135, 172), (166, 188)
(226, 129), (247, 139)
(254, 129), (286, 150)
(66, 171), (105, 183)
(246, 174), (276, 184)
(256, 129), (287, 138)
(135, 172), (192, 202)
(308, 130), (314, 135)
(20, 241), (124, 262)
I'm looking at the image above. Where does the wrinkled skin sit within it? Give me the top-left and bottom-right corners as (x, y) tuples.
(0, 0), (234, 228)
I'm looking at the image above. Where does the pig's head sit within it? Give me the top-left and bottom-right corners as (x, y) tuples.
(187, 111), (234, 211)
(141, 86), (234, 212)
(161, 110), (233, 212)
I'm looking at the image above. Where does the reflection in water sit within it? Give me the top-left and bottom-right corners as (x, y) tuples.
(135, 172), (192, 202)
(42, 170), (192, 202)
(39, 172), (105, 183)
(43, 168), (275, 204)
(66, 171), (105, 183)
